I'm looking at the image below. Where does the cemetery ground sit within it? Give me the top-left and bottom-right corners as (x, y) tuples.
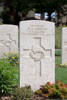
(55, 49), (67, 84)
(1, 26), (67, 100)
(1, 49), (67, 100)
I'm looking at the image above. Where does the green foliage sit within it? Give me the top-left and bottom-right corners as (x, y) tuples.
(55, 49), (61, 65)
(55, 56), (61, 65)
(13, 86), (34, 100)
(1, 0), (67, 24)
(55, 26), (62, 49)
(55, 67), (67, 84)
(59, 63), (67, 67)
(4, 0), (67, 13)
(55, 49), (61, 56)
(60, 64), (67, 67)
(35, 81), (67, 99)
(0, 58), (18, 96)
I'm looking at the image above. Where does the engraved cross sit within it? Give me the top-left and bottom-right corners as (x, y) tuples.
(23, 37), (52, 76)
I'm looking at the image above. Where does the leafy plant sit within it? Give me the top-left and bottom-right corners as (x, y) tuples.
(59, 63), (67, 67)
(0, 58), (18, 96)
(35, 81), (67, 99)
(13, 86), (34, 100)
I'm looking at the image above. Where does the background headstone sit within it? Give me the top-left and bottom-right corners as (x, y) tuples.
(19, 20), (55, 90)
(0, 25), (18, 57)
(61, 27), (67, 64)
(35, 13), (41, 19)
(26, 10), (35, 18)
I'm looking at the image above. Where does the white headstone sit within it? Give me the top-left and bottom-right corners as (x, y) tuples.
(35, 13), (41, 19)
(0, 25), (18, 57)
(19, 20), (55, 90)
(26, 10), (35, 18)
(62, 27), (67, 64)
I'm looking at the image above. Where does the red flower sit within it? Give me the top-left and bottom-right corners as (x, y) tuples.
(40, 87), (43, 90)
(56, 81), (61, 85)
(58, 85), (62, 89)
(43, 94), (48, 98)
(47, 82), (51, 86)
(64, 84), (67, 88)
(48, 88), (53, 95)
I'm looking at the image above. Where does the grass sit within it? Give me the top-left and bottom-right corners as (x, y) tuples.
(55, 56), (67, 84)
(55, 26), (67, 49)
(55, 49), (61, 65)
(55, 56), (61, 65)
(55, 67), (67, 84)
(55, 49), (61, 56)
(7, 49), (66, 84)
(55, 26), (62, 49)
(55, 49), (67, 84)
(0, 48), (67, 94)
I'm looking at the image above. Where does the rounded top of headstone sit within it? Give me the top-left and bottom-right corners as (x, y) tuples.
(26, 10), (35, 18)
(62, 27), (67, 33)
(0, 24), (18, 33)
(62, 27), (67, 29)
(0, 24), (18, 27)
(20, 20), (55, 25)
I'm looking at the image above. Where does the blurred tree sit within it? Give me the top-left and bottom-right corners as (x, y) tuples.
(34, 0), (67, 20)
(0, 0), (67, 24)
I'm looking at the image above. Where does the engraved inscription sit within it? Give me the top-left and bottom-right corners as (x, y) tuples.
(23, 37), (52, 76)
(20, 21), (55, 90)
(0, 33), (16, 52)
(27, 25), (47, 33)
(23, 24), (47, 35)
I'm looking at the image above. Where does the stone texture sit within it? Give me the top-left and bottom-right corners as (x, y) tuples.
(62, 27), (67, 64)
(0, 25), (18, 57)
(19, 20), (55, 90)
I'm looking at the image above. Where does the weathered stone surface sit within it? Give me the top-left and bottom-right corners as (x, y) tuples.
(19, 20), (55, 90)
(62, 27), (67, 64)
(0, 25), (18, 57)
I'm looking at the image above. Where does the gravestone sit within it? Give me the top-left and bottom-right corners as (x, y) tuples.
(26, 10), (35, 18)
(0, 25), (18, 57)
(19, 20), (55, 90)
(61, 27), (67, 64)
(35, 13), (41, 19)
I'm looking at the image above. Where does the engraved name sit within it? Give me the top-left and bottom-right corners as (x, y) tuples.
(23, 25), (47, 35)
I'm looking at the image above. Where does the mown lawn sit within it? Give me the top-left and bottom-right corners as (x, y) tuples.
(55, 49), (61, 65)
(55, 26), (62, 49)
(55, 26), (67, 83)
(55, 56), (61, 65)
(55, 67), (67, 84)
(55, 49), (67, 84)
